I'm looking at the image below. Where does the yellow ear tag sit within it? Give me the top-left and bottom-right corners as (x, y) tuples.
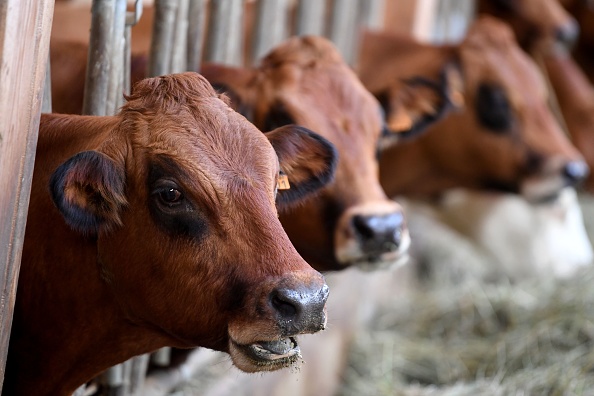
(278, 172), (291, 190)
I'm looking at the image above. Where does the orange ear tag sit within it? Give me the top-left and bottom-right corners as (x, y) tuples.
(278, 172), (291, 190)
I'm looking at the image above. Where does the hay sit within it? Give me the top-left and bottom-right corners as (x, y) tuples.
(341, 264), (594, 396)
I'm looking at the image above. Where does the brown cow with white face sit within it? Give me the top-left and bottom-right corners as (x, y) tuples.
(477, 0), (580, 50)
(200, 36), (452, 272)
(478, 0), (594, 193)
(359, 17), (588, 202)
(5, 73), (337, 396)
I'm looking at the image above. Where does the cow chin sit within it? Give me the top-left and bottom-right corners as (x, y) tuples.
(227, 336), (302, 373)
(335, 228), (412, 271)
(520, 175), (567, 203)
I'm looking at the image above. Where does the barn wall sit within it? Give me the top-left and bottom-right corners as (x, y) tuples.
(0, 0), (54, 389)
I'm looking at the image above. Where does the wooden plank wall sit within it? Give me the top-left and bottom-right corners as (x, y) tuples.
(0, 0), (55, 390)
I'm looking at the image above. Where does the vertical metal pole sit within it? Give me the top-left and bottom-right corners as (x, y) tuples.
(170, 0), (191, 73)
(205, 0), (244, 66)
(359, 0), (385, 31)
(125, 0), (143, 94)
(128, 354), (150, 395)
(295, 0), (327, 36)
(82, 0), (116, 116)
(107, 0), (127, 113)
(148, 0), (179, 77)
(251, 0), (290, 64)
(186, 0), (208, 72)
(42, 54), (52, 113)
(328, 0), (359, 65)
(413, 0), (440, 42)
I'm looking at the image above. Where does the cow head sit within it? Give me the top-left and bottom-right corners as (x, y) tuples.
(360, 17), (588, 202)
(477, 0), (579, 51)
(201, 36), (453, 272)
(48, 73), (337, 372)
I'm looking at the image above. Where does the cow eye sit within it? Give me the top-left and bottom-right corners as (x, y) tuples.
(475, 83), (513, 132)
(155, 187), (184, 207)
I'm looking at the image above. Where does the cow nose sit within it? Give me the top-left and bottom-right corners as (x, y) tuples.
(270, 282), (329, 334)
(352, 212), (404, 254)
(563, 160), (589, 186)
(555, 19), (580, 48)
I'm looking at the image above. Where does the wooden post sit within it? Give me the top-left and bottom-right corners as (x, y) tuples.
(251, 0), (290, 64)
(186, 0), (208, 72)
(205, 0), (244, 66)
(295, 0), (327, 36)
(0, 0), (54, 390)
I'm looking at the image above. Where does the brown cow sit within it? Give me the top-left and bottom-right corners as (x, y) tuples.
(358, 17), (588, 202)
(50, 36), (455, 272)
(199, 36), (455, 272)
(4, 72), (338, 396)
(477, 0), (580, 50)
(478, 0), (594, 192)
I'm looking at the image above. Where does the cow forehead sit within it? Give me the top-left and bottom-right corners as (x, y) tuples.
(127, 98), (279, 191)
(460, 21), (547, 105)
(261, 61), (383, 141)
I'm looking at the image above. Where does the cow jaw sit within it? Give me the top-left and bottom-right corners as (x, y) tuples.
(229, 337), (301, 372)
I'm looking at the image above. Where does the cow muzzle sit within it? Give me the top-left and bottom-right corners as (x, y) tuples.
(334, 202), (411, 270)
(228, 271), (328, 372)
(521, 158), (589, 202)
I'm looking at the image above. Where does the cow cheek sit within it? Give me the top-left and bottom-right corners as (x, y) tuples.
(96, 212), (231, 345)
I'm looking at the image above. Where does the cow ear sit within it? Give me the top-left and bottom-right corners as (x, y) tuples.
(49, 151), (127, 235)
(380, 62), (465, 148)
(200, 63), (256, 119)
(266, 125), (338, 210)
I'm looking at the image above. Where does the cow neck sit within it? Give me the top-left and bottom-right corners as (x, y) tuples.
(5, 114), (168, 396)
(379, 136), (459, 199)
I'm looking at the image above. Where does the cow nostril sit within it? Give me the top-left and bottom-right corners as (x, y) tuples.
(270, 290), (298, 319)
(352, 215), (377, 239)
(555, 20), (580, 48)
(352, 213), (405, 248)
(563, 161), (589, 184)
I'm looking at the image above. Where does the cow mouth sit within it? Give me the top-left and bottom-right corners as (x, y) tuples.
(233, 337), (301, 369)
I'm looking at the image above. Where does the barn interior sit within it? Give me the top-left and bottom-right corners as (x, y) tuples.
(2, 0), (594, 395)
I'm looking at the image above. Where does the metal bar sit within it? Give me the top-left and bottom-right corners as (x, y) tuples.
(412, 0), (440, 42)
(42, 54), (52, 113)
(251, 0), (290, 64)
(148, 0), (179, 77)
(170, 0), (191, 73)
(328, 0), (359, 65)
(151, 347), (172, 367)
(295, 0), (327, 36)
(359, 0), (385, 31)
(82, 0), (116, 116)
(186, 0), (208, 72)
(128, 354), (151, 394)
(124, 0), (143, 94)
(205, 0), (244, 66)
(107, 0), (127, 114)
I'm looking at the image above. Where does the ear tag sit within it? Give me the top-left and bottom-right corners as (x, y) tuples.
(278, 171), (291, 190)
